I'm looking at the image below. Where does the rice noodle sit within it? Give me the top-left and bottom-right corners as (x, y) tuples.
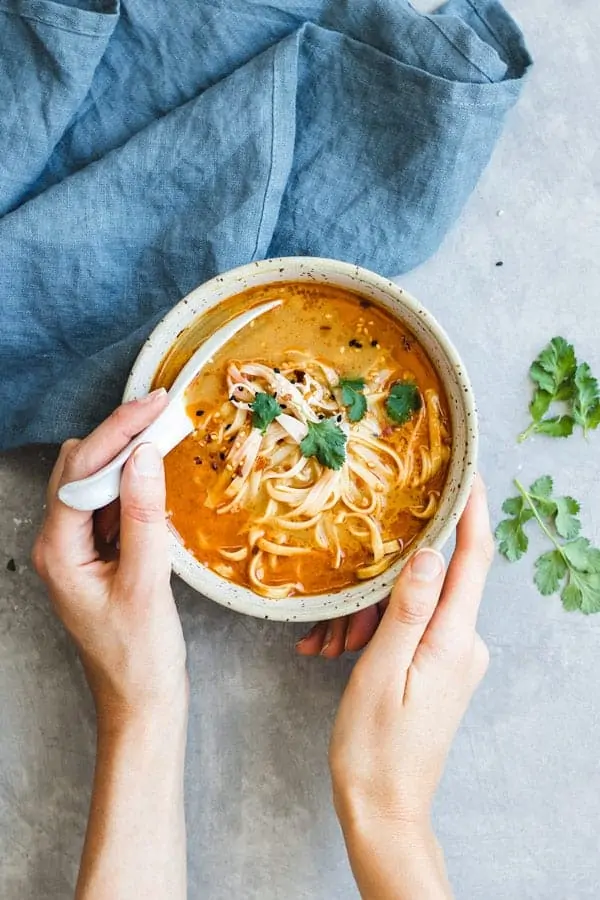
(191, 353), (450, 597)
(410, 491), (439, 520)
(219, 547), (248, 561)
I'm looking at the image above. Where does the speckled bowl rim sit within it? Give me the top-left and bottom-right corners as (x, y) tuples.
(124, 257), (478, 622)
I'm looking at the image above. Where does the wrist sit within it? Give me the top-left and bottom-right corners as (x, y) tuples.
(333, 780), (431, 843)
(95, 675), (189, 743)
(341, 807), (434, 861)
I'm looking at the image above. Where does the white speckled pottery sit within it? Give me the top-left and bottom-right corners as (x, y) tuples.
(124, 257), (478, 622)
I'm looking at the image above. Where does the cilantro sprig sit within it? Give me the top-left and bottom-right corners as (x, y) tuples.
(519, 337), (600, 441)
(250, 392), (282, 433)
(385, 381), (422, 425)
(338, 377), (367, 423)
(496, 476), (600, 614)
(300, 419), (347, 470)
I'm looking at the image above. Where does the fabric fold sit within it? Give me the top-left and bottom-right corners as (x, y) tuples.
(0, 0), (119, 214)
(0, 0), (531, 449)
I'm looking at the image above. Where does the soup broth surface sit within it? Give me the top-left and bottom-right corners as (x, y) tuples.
(155, 281), (451, 597)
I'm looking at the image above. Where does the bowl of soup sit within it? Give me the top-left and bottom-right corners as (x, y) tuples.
(123, 257), (477, 621)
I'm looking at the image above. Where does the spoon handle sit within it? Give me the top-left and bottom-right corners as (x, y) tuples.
(57, 401), (192, 512)
(57, 298), (283, 512)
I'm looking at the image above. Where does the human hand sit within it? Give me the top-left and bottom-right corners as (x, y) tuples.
(296, 573), (388, 657)
(295, 600), (384, 658)
(329, 477), (493, 897)
(32, 390), (188, 730)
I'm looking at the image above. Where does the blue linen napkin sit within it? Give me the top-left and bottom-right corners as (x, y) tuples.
(0, 0), (531, 449)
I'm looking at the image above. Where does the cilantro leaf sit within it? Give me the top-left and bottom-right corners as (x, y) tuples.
(531, 416), (575, 439)
(495, 517), (530, 562)
(527, 475), (556, 519)
(561, 538), (600, 573)
(553, 496), (581, 540)
(338, 377), (367, 423)
(570, 570), (600, 615)
(495, 494), (534, 562)
(534, 551), (567, 596)
(385, 381), (421, 426)
(530, 337), (577, 394)
(339, 377), (365, 391)
(251, 392), (282, 433)
(588, 404), (600, 430)
(573, 363), (600, 434)
(300, 419), (347, 470)
(502, 496), (525, 516)
(529, 475), (553, 498)
(529, 389), (552, 422)
(561, 583), (582, 612)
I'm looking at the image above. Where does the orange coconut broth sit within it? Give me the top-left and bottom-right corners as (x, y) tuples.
(153, 281), (451, 597)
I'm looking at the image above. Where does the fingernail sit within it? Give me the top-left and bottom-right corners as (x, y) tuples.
(105, 524), (120, 544)
(320, 625), (333, 655)
(138, 387), (167, 405)
(344, 623), (352, 651)
(410, 549), (444, 582)
(132, 443), (162, 477)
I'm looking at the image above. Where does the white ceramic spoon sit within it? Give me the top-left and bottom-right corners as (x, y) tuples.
(58, 299), (282, 512)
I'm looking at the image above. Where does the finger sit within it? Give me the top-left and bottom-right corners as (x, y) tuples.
(344, 605), (380, 652)
(44, 391), (168, 555)
(116, 443), (170, 594)
(34, 440), (82, 575)
(95, 499), (121, 544)
(295, 622), (328, 656)
(320, 616), (349, 658)
(358, 548), (446, 680)
(426, 475), (494, 641)
(46, 440), (79, 509)
(60, 389), (168, 487)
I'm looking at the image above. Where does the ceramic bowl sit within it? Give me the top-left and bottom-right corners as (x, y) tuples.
(123, 257), (478, 622)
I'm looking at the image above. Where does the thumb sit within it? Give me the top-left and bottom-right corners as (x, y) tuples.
(359, 549), (446, 680)
(117, 443), (170, 592)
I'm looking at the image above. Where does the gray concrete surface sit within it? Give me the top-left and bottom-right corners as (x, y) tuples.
(2, 2), (600, 897)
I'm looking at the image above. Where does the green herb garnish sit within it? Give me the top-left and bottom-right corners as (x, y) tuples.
(385, 381), (421, 425)
(338, 377), (367, 422)
(300, 419), (347, 470)
(496, 476), (600, 614)
(250, 392), (282, 434)
(519, 337), (600, 441)
(572, 363), (600, 435)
